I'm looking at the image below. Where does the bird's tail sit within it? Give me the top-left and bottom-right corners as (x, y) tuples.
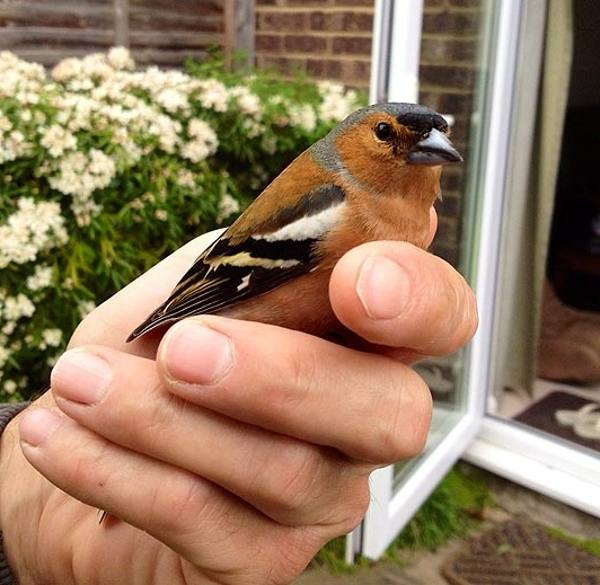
(126, 300), (175, 342)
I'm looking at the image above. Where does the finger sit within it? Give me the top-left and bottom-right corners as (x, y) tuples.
(329, 241), (478, 356)
(157, 317), (432, 464)
(69, 229), (224, 358)
(50, 346), (369, 527)
(18, 408), (323, 584)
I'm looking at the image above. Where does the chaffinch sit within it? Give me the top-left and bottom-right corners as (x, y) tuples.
(128, 102), (462, 341)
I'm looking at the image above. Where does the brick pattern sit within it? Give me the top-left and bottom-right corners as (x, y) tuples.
(419, 0), (484, 266)
(0, 0), (225, 68)
(255, 0), (374, 89)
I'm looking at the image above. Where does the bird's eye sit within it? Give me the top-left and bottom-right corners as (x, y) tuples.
(374, 122), (393, 141)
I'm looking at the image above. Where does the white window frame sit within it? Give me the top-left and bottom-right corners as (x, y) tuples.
(360, 0), (525, 560)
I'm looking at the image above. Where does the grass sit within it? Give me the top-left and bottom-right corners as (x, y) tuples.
(390, 463), (492, 552)
(546, 527), (600, 559)
(313, 462), (493, 573)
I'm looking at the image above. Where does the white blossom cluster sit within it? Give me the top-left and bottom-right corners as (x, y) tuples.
(217, 193), (241, 223)
(317, 81), (359, 123)
(0, 47), (363, 399)
(0, 198), (68, 269)
(26, 265), (53, 291)
(0, 50), (45, 101)
(182, 119), (219, 163)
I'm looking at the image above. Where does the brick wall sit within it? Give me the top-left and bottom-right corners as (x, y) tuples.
(255, 0), (374, 89)
(0, 0), (227, 67)
(418, 0), (484, 267)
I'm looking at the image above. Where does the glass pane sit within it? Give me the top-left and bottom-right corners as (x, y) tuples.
(394, 0), (500, 488)
(491, 0), (600, 456)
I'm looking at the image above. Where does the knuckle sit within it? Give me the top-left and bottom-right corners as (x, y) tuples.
(459, 284), (479, 344)
(441, 269), (479, 351)
(242, 436), (326, 521)
(149, 475), (212, 534)
(373, 369), (431, 462)
(334, 479), (371, 533)
(267, 528), (325, 585)
(273, 347), (319, 412)
(271, 444), (324, 516)
(139, 384), (182, 449)
(405, 376), (433, 456)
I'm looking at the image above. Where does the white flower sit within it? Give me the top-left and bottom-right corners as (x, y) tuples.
(155, 209), (168, 221)
(319, 92), (355, 123)
(0, 52), (45, 100)
(2, 293), (35, 322)
(0, 199), (68, 269)
(188, 118), (216, 141)
(71, 197), (102, 227)
(196, 79), (230, 112)
(156, 88), (189, 113)
(26, 265), (53, 291)
(181, 141), (212, 163)
(230, 86), (263, 117)
(289, 104), (317, 133)
(0, 130), (30, 163)
(177, 169), (196, 189)
(52, 57), (84, 83)
(3, 380), (17, 395)
(243, 118), (265, 138)
(147, 114), (181, 153)
(107, 47), (134, 70)
(2, 322), (15, 336)
(41, 124), (77, 157)
(41, 328), (62, 347)
(217, 193), (240, 222)
(318, 81), (345, 96)
(0, 345), (10, 369)
(261, 135), (277, 154)
(78, 300), (96, 318)
(48, 149), (115, 218)
(89, 148), (116, 178)
(0, 116), (11, 133)
(182, 119), (218, 163)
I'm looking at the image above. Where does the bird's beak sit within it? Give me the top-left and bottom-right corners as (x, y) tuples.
(408, 129), (463, 166)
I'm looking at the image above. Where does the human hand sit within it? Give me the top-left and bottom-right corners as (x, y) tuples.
(0, 210), (477, 585)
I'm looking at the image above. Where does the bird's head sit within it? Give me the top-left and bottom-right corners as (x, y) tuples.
(313, 102), (462, 196)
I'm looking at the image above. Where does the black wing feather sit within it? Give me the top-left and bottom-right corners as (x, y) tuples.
(127, 183), (346, 341)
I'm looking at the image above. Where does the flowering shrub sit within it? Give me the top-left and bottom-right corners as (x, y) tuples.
(0, 47), (363, 401)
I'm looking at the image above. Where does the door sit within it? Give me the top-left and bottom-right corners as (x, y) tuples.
(359, 0), (524, 559)
(465, 0), (600, 518)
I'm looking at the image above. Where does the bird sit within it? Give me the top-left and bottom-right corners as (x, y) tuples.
(127, 102), (462, 342)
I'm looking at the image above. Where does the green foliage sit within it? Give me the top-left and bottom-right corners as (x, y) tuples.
(314, 463), (493, 572)
(392, 464), (492, 551)
(0, 48), (364, 401)
(547, 527), (600, 559)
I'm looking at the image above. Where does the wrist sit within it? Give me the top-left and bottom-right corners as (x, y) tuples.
(0, 400), (46, 585)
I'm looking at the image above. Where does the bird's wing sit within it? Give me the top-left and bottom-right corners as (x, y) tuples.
(127, 183), (347, 341)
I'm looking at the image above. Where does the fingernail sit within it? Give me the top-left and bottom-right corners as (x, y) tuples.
(51, 349), (112, 405)
(19, 409), (62, 446)
(356, 255), (411, 319)
(162, 320), (233, 385)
